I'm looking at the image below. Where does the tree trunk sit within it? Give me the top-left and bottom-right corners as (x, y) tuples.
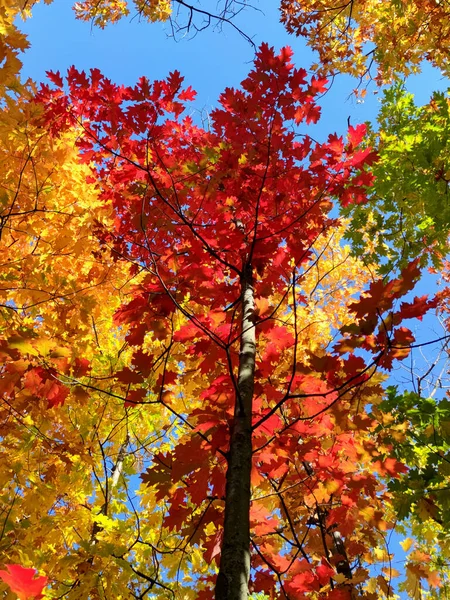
(215, 264), (256, 600)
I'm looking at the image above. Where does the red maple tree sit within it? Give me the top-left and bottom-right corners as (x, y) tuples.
(35, 45), (435, 599)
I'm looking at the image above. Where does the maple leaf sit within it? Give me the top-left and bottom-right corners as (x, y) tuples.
(203, 530), (223, 565)
(178, 85), (196, 102)
(309, 75), (328, 94)
(72, 357), (90, 378)
(372, 457), (407, 478)
(0, 565), (47, 600)
(316, 559), (335, 585)
(327, 589), (352, 599)
(344, 85), (450, 273)
(347, 123), (367, 148)
(45, 70), (63, 88)
(285, 570), (320, 594)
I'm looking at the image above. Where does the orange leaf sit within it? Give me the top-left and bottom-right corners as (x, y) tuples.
(0, 565), (47, 600)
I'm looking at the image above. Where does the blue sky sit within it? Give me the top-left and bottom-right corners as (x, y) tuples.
(16, 2), (450, 596)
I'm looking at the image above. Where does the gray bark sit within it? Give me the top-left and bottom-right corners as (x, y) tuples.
(215, 264), (255, 600)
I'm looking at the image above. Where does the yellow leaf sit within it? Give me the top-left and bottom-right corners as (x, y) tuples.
(324, 478), (340, 494)
(400, 537), (415, 552)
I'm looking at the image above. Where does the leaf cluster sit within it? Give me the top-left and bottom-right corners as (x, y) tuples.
(343, 85), (450, 273)
(280, 0), (450, 85)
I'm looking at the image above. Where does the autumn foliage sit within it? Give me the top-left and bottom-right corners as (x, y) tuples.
(1, 1), (450, 600)
(279, 0), (450, 85)
(0, 38), (441, 599)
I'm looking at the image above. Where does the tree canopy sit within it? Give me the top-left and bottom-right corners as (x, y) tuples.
(280, 0), (450, 85)
(1, 1), (450, 599)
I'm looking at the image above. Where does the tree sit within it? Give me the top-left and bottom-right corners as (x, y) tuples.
(336, 79), (450, 599)
(0, 65), (159, 598)
(279, 0), (450, 86)
(3, 44), (431, 600)
(369, 256), (450, 599)
(342, 85), (450, 273)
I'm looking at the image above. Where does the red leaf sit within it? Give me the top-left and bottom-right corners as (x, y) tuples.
(347, 123), (367, 147)
(73, 357), (90, 378)
(0, 565), (47, 600)
(24, 367), (69, 408)
(394, 295), (438, 323)
(203, 530), (223, 565)
(316, 559), (335, 585)
(349, 260), (421, 320)
(251, 503), (279, 536)
(328, 590), (352, 599)
(46, 381), (69, 408)
(372, 457), (407, 478)
(174, 322), (200, 343)
(116, 367), (143, 384)
(178, 86), (197, 102)
(155, 370), (178, 387)
(46, 70), (63, 88)
(285, 570), (319, 594)
(309, 76), (328, 94)
(327, 133), (344, 156)
(125, 388), (147, 407)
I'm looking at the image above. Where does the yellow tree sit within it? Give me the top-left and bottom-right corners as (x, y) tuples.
(0, 72), (179, 597)
(279, 0), (450, 86)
